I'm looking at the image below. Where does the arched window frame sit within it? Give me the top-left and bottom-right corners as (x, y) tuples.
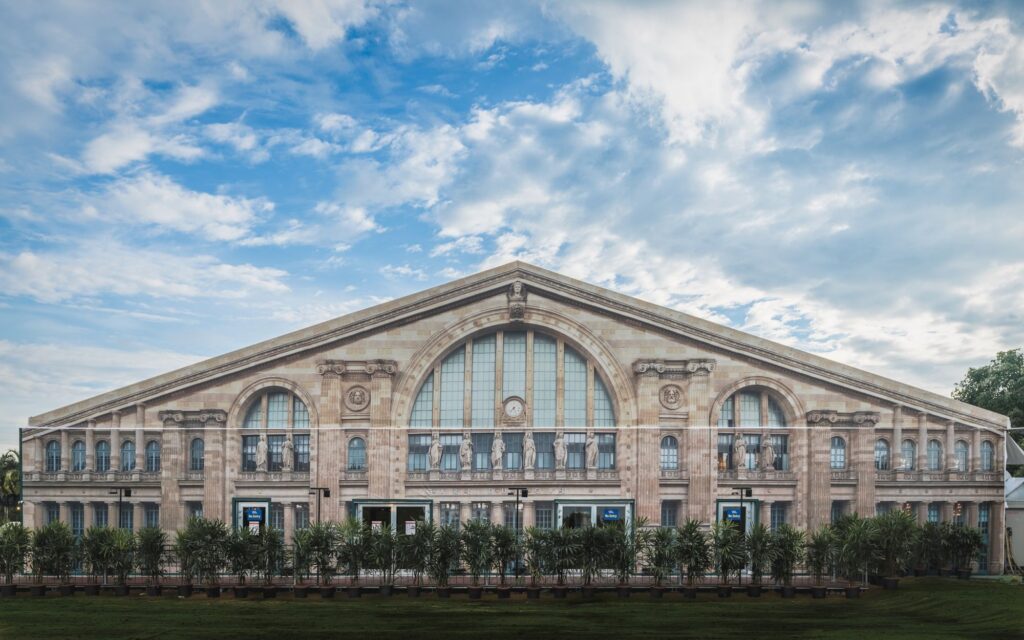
(95, 440), (110, 472)
(72, 440), (86, 472)
(927, 439), (943, 471)
(121, 440), (136, 471)
(954, 440), (969, 472)
(236, 386), (314, 473)
(348, 437), (367, 471)
(190, 438), (205, 472)
(660, 436), (679, 470)
(874, 439), (890, 471)
(980, 440), (995, 472)
(830, 436), (847, 470)
(901, 439), (916, 471)
(45, 440), (61, 472)
(145, 440), (161, 473)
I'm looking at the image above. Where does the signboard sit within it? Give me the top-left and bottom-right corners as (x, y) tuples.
(405, 521), (417, 535)
(724, 507), (743, 523)
(372, 520), (383, 532)
(601, 508), (621, 522)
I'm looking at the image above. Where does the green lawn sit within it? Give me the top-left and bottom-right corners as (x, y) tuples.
(1, 579), (1022, 640)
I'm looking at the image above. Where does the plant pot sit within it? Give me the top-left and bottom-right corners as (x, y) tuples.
(882, 577), (899, 590)
(468, 586), (483, 600)
(526, 587), (540, 600)
(347, 586), (362, 598)
(114, 585), (129, 597)
(497, 586), (512, 599)
(649, 586), (665, 599)
(84, 584), (100, 596)
(321, 586), (336, 599)
(747, 585), (762, 598)
(1, 584), (15, 598)
(913, 568), (926, 577)
(147, 585), (163, 597)
(717, 586), (732, 598)
(30, 585), (47, 597)
(436, 586), (451, 599)
(845, 586), (860, 599)
(616, 585), (631, 598)
(957, 570), (972, 580)
(780, 586), (796, 599)
(868, 575), (881, 586)
(206, 587), (221, 598)
(58, 584), (75, 597)
(177, 585), (193, 598)
(379, 585), (393, 597)
(407, 585), (421, 598)
(553, 586), (568, 599)
(261, 586), (278, 599)
(294, 586), (308, 598)
(811, 586), (826, 599)
(682, 587), (697, 599)
(581, 586), (596, 599)
(233, 586), (248, 598)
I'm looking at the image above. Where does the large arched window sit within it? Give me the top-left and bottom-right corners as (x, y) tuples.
(409, 330), (616, 429)
(954, 440), (969, 472)
(95, 441), (110, 472)
(981, 440), (995, 472)
(121, 440), (135, 471)
(717, 389), (787, 428)
(348, 437), (366, 471)
(830, 437), (846, 469)
(901, 439), (916, 471)
(715, 387), (790, 472)
(145, 440), (161, 472)
(660, 436), (679, 470)
(190, 438), (205, 471)
(72, 440), (86, 472)
(874, 439), (890, 471)
(45, 441), (61, 472)
(927, 439), (943, 471)
(239, 388), (312, 474)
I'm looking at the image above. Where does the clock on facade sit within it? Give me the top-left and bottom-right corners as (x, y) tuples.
(503, 397), (525, 419)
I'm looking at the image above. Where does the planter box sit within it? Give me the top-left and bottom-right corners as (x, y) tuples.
(882, 578), (899, 590)
(320, 586), (336, 599)
(468, 586), (483, 600)
(30, 585), (47, 598)
(682, 587), (697, 599)
(747, 585), (762, 598)
(717, 586), (732, 598)
(526, 587), (540, 600)
(206, 587), (221, 598)
(811, 586), (827, 599)
(845, 586), (860, 599)
(83, 584), (100, 597)
(261, 586), (278, 599)
(649, 586), (666, 599)
(552, 586), (568, 599)
(407, 585), (421, 598)
(436, 587), (451, 599)
(114, 585), (129, 597)
(1, 584), (15, 598)
(177, 585), (193, 598)
(58, 585), (75, 597)
(497, 587), (512, 599)
(379, 585), (393, 597)
(294, 586), (308, 599)
(347, 586), (362, 598)
(581, 586), (596, 599)
(616, 585), (631, 598)
(780, 586), (796, 599)
(147, 585), (163, 597)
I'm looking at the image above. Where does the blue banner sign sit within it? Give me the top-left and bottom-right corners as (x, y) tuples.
(602, 508), (621, 521)
(724, 507), (742, 523)
(245, 507), (264, 523)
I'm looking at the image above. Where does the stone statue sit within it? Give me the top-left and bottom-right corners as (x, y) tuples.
(733, 435), (747, 470)
(491, 435), (505, 470)
(523, 432), (536, 470)
(585, 434), (598, 469)
(255, 436), (268, 472)
(459, 435), (473, 471)
(553, 433), (567, 470)
(282, 436), (294, 471)
(428, 435), (442, 470)
(761, 439), (777, 471)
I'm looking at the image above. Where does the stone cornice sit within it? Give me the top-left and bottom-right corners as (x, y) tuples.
(633, 359), (716, 378)
(316, 359), (398, 377)
(806, 410), (881, 426)
(158, 410), (227, 426)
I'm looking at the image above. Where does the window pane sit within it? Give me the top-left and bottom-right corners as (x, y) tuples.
(534, 502), (554, 530)
(145, 504), (160, 529)
(121, 441), (135, 471)
(981, 441), (994, 471)
(661, 436), (678, 470)
(268, 435), (285, 472)
(294, 434), (310, 472)
(471, 502), (490, 522)
(96, 441), (110, 472)
(472, 335), (496, 428)
(927, 503), (940, 523)
(901, 440), (916, 471)
(94, 503), (108, 528)
(565, 432), (585, 469)
(267, 392), (288, 429)
(874, 440), (890, 471)
(242, 436), (259, 472)
(270, 503), (284, 531)
(770, 503), (787, 531)
(472, 433), (493, 470)
(243, 402), (262, 429)
(46, 441), (60, 472)
(293, 398), (310, 429)
(71, 504), (85, 537)
(533, 335), (557, 427)
(563, 348), (587, 427)
(739, 392), (760, 427)
(830, 437), (846, 469)
(597, 433), (616, 469)
(145, 441), (161, 472)
(191, 438), (205, 471)
(501, 332), (526, 400)
(534, 432), (555, 470)
(767, 397), (786, 427)
(718, 395), (735, 428)
(295, 504), (310, 530)
(717, 434), (734, 470)
(503, 432), (523, 470)
(72, 441), (86, 472)
(408, 435), (430, 471)
(660, 501), (678, 528)
(440, 503), (461, 531)
(410, 373), (434, 427)
(348, 438), (366, 471)
(770, 435), (789, 471)
(594, 376), (615, 427)
(440, 435), (461, 471)
(928, 440), (942, 471)
(955, 441), (969, 472)
(440, 347), (465, 428)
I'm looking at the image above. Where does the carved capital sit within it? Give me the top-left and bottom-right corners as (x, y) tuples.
(807, 409), (880, 426)
(854, 411), (881, 426)
(685, 359), (716, 376)
(633, 359), (716, 379)
(158, 409), (227, 427)
(633, 361), (666, 376)
(366, 359), (398, 378)
(316, 360), (346, 376)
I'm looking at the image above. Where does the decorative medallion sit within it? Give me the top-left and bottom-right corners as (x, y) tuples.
(507, 281), (527, 322)
(345, 385), (370, 412)
(659, 384), (683, 410)
(502, 396), (527, 423)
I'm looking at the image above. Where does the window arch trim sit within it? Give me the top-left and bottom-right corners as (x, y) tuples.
(710, 377), (804, 429)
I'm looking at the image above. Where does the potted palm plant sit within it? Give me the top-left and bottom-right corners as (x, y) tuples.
(875, 510), (917, 589)
(291, 527), (313, 597)
(401, 520), (434, 597)
(577, 525), (608, 597)
(745, 523), (775, 598)
(79, 526), (111, 596)
(173, 520), (198, 597)
(838, 516), (877, 598)
(191, 518), (228, 598)
(645, 527), (676, 598)
(109, 527), (137, 596)
(0, 522), (30, 597)
(522, 527), (548, 599)
(226, 527), (257, 598)
(460, 520), (493, 599)
(769, 524), (805, 598)
(370, 523), (398, 596)
(255, 526), (284, 598)
(429, 524), (461, 598)
(607, 520), (645, 598)
(548, 526), (582, 598)
(919, 522), (944, 575)
(949, 526), (985, 579)
(338, 518), (369, 597)
(711, 520), (745, 597)
(805, 526), (836, 598)
(674, 519), (710, 599)
(491, 525), (518, 598)
(307, 522), (339, 596)
(31, 521), (77, 597)
(137, 526), (167, 596)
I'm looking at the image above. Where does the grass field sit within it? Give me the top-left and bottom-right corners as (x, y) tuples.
(1, 579), (1022, 640)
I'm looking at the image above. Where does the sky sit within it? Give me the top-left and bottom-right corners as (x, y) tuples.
(2, 0), (1024, 453)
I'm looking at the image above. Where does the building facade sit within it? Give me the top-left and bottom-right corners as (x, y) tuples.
(21, 262), (1009, 573)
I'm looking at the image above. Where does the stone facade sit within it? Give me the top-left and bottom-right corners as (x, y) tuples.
(21, 262), (1009, 573)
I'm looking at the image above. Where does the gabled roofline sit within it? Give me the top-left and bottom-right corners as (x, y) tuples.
(28, 261), (1010, 431)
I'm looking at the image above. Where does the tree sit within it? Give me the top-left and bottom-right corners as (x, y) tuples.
(0, 450), (20, 524)
(952, 349), (1024, 463)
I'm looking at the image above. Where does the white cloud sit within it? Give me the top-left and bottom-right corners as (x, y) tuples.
(82, 122), (205, 174)
(430, 235), (484, 257)
(274, 0), (376, 50)
(380, 264), (428, 280)
(205, 121), (269, 162)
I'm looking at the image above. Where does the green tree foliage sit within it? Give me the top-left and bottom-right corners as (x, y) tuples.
(0, 522), (31, 583)
(0, 450), (20, 524)
(952, 348), (1024, 454)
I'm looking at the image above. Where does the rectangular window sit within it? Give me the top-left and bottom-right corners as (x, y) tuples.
(410, 373), (434, 427)
(472, 433), (493, 470)
(268, 435), (285, 472)
(876, 502), (893, 516)
(534, 432), (555, 470)
(597, 433), (616, 469)
(565, 433), (586, 469)
(94, 503), (109, 528)
(96, 445), (110, 472)
(660, 501), (679, 528)
(901, 440), (916, 471)
(471, 335), (496, 428)
(270, 503), (284, 531)
(718, 396), (735, 428)
(407, 435), (431, 471)
(563, 350), (587, 427)
(46, 503), (59, 524)
(534, 502), (554, 530)
(187, 502), (203, 519)
(978, 503), (990, 570)
(594, 377), (615, 427)
(242, 435), (259, 472)
(744, 434), (761, 470)
(770, 503), (787, 531)
(440, 435), (461, 471)
(70, 503), (84, 537)
(927, 503), (940, 523)
(770, 435), (789, 471)
(293, 434), (310, 472)
(830, 501), (844, 524)
(145, 504), (160, 528)
(739, 392), (761, 427)
(267, 392), (288, 429)
(440, 347), (465, 428)
(293, 399), (310, 429)
(119, 504), (133, 530)
(471, 502), (490, 522)
(502, 332), (527, 402)
(717, 434), (734, 470)
(533, 336), (557, 427)
(503, 432), (523, 470)
(294, 504), (310, 530)
(440, 502), (461, 531)
(504, 502), (521, 529)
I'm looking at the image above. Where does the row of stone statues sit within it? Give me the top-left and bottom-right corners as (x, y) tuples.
(253, 435), (295, 472)
(732, 434), (777, 471)
(435, 432), (600, 472)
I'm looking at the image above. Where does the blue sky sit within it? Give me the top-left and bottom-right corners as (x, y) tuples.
(2, 1), (1024, 451)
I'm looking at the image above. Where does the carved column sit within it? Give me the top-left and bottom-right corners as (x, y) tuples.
(60, 428), (69, 472)
(854, 416), (876, 516)
(85, 419), (96, 472)
(916, 413), (928, 471)
(135, 404), (146, 472)
(945, 421), (956, 471)
(368, 360), (397, 502)
(59, 501), (69, 525)
(160, 412), (183, 529)
(971, 428), (981, 472)
(315, 361), (345, 522)
(805, 414), (831, 531)
(892, 405), (903, 469)
(989, 501), (1005, 575)
(284, 502), (295, 545)
(110, 410), (122, 472)
(633, 362), (662, 525)
(686, 360), (715, 524)
(133, 502), (144, 532)
(85, 501), (96, 528)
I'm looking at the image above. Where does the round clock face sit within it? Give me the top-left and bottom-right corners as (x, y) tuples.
(504, 398), (524, 418)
